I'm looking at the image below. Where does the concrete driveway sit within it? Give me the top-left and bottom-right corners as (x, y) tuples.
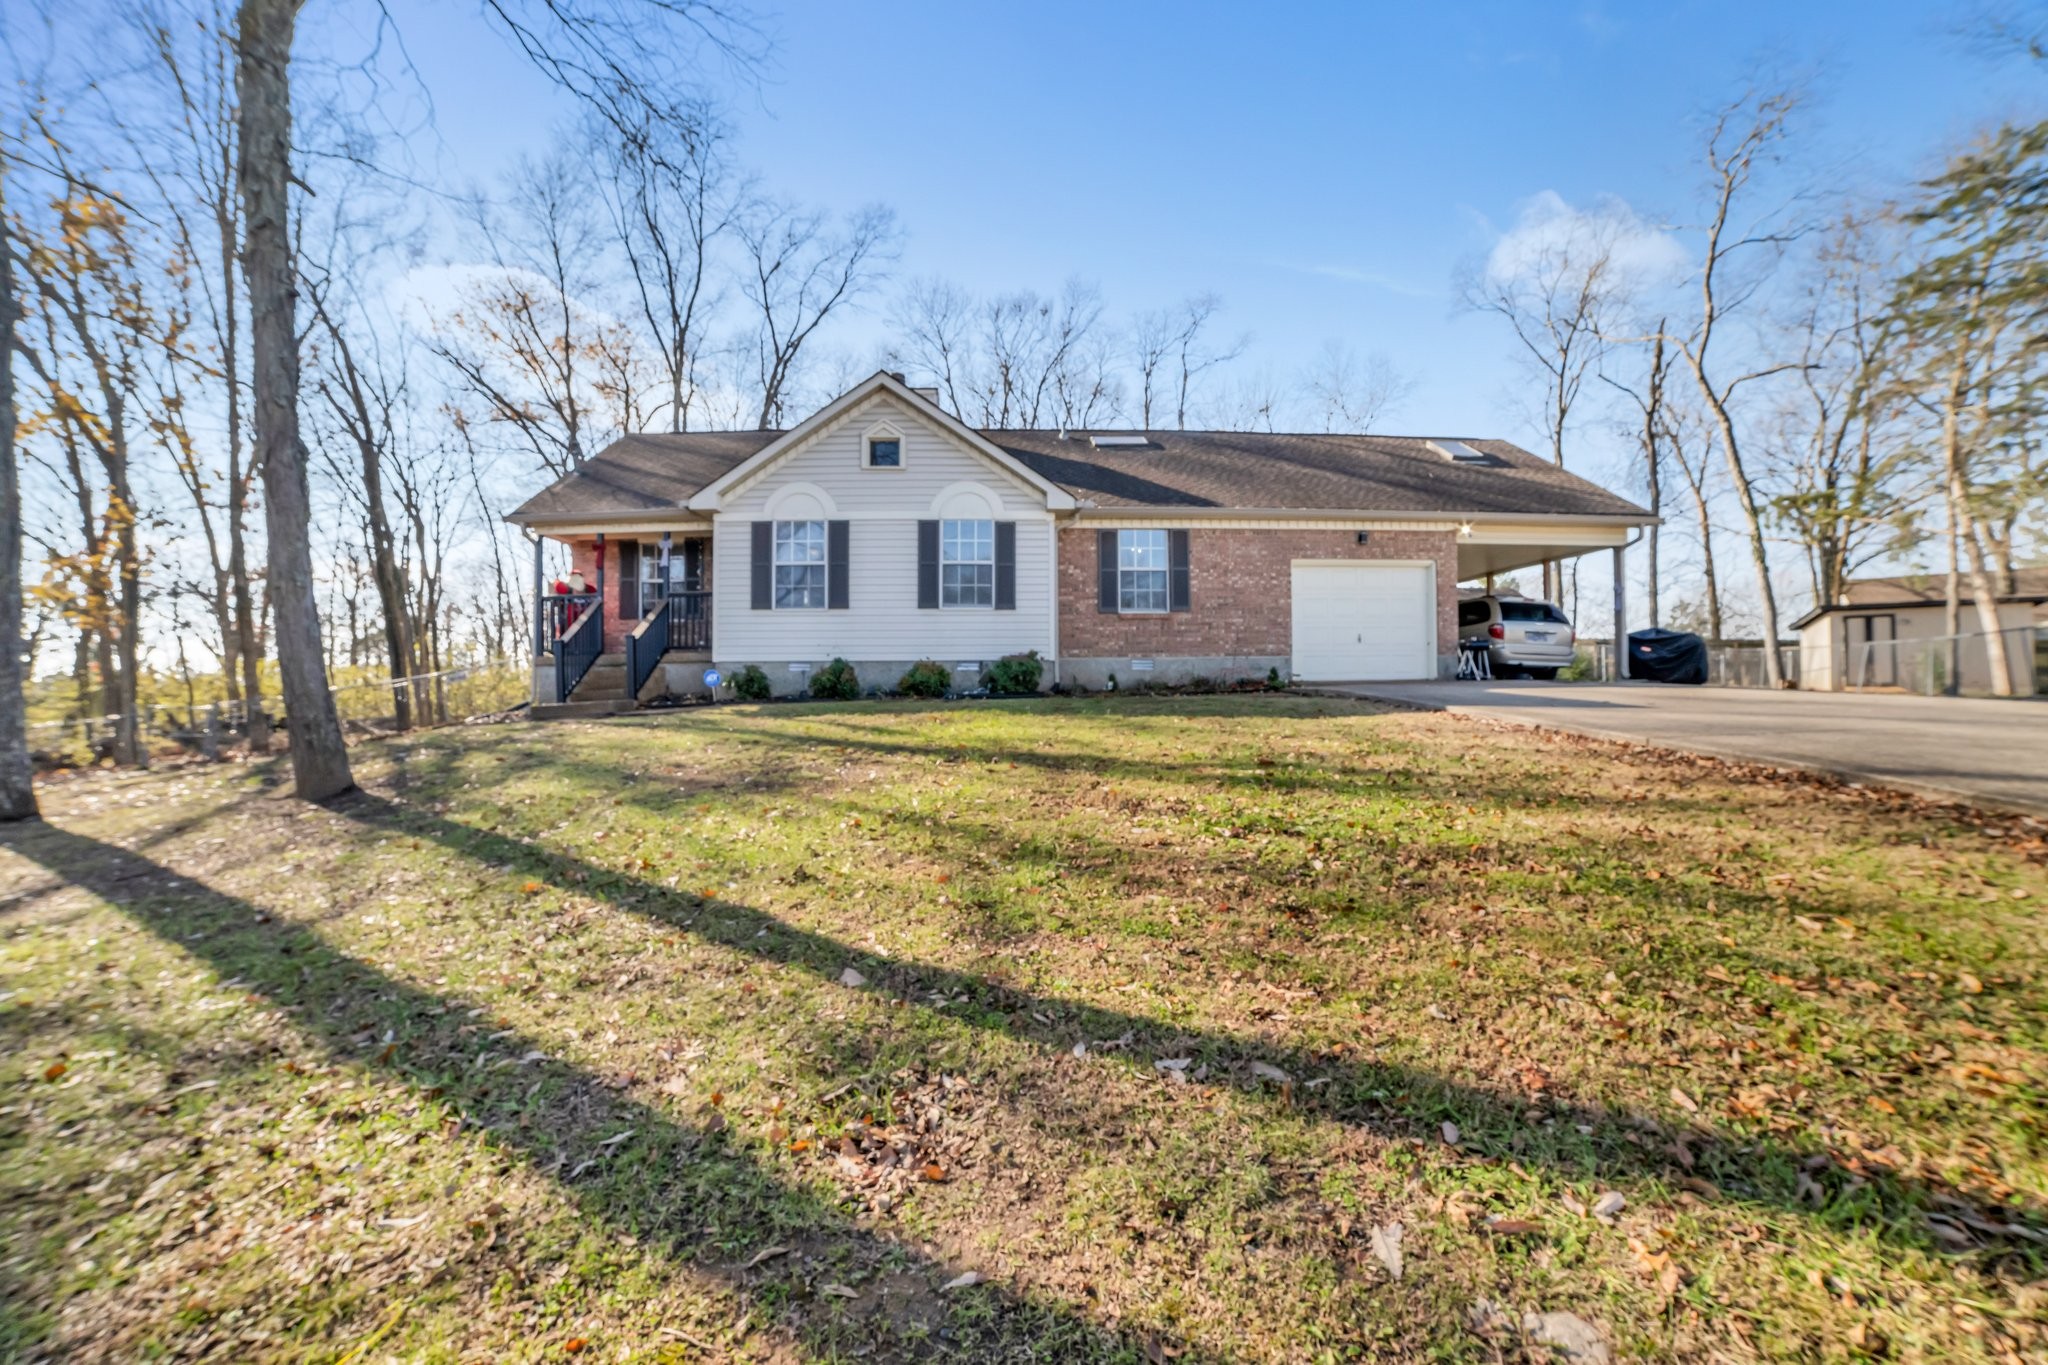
(1323, 680), (2048, 816)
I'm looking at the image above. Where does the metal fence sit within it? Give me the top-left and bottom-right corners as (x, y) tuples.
(1569, 639), (1801, 688)
(26, 659), (530, 768)
(1846, 624), (2042, 697)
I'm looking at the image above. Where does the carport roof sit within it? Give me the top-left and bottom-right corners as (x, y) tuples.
(508, 426), (1654, 524)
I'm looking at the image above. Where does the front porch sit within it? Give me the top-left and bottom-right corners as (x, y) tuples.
(530, 530), (717, 714)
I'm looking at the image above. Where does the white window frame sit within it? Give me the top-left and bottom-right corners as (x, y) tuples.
(862, 420), (905, 471)
(1117, 528), (1170, 615)
(939, 518), (995, 610)
(772, 519), (827, 610)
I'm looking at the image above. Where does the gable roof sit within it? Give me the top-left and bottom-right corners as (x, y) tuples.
(1790, 568), (2048, 629)
(683, 371), (1077, 512)
(505, 402), (1655, 528)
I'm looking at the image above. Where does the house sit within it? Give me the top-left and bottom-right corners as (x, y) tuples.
(1792, 570), (2047, 694)
(504, 370), (1654, 709)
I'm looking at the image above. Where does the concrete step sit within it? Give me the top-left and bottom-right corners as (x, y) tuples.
(532, 699), (639, 721)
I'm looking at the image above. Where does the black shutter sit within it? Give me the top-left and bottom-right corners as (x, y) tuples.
(994, 522), (1016, 610)
(751, 522), (772, 610)
(917, 520), (940, 609)
(1097, 529), (1119, 613)
(1169, 529), (1191, 613)
(827, 520), (850, 609)
(618, 540), (640, 618)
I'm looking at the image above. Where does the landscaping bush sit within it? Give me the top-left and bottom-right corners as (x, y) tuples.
(898, 660), (952, 698)
(984, 650), (1043, 694)
(808, 656), (861, 700)
(730, 664), (772, 701)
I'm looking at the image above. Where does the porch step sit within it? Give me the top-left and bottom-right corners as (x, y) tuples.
(532, 699), (639, 721)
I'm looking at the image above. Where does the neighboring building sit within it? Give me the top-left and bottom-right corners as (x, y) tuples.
(1792, 570), (2048, 694)
(505, 370), (1654, 708)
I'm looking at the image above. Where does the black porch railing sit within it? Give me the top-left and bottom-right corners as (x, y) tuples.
(625, 597), (670, 702)
(666, 591), (712, 652)
(549, 593), (603, 703)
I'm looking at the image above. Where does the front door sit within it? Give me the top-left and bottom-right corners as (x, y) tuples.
(1846, 613), (1896, 687)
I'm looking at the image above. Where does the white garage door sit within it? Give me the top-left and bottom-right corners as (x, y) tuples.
(1290, 562), (1435, 681)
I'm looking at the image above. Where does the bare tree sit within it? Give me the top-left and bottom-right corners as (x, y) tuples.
(1767, 214), (1910, 610)
(1600, 324), (1674, 626)
(236, 0), (352, 798)
(1663, 391), (1726, 641)
(1303, 340), (1414, 433)
(0, 148), (35, 820)
(595, 104), (736, 432)
(737, 198), (897, 428)
(123, 0), (270, 749)
(1676, 88), (1809, 686)
(432, 153), (647, 478)
(1130, 293), (1244, 430)
(1464, 202), (1627, 599)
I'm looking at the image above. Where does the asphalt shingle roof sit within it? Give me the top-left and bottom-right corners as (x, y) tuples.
(506, 428), (1652, 523)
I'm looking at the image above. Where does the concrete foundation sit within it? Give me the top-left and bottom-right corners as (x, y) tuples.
(1059, 655), (1291, 691)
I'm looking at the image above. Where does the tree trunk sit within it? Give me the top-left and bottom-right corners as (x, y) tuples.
(1940, 403), (2014, 696)
(0, 162), (38, 820)
(221, 163), (269, 752)
(236, 0), (353, 799)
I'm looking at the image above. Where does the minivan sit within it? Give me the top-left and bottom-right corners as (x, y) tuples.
(1457, 594), (1576, 679)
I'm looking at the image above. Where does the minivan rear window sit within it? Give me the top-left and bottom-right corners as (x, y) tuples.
(1500, 602), (1570, 624)
(1457, 600), (1491, 628)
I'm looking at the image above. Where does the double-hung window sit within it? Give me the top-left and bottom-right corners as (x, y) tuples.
(1117, 529), (1170, 613)
(940, 519), (994, 608)
(773, 520), (827, 609)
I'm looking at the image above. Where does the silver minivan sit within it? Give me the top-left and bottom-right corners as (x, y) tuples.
(1457, 594), (1576, 679)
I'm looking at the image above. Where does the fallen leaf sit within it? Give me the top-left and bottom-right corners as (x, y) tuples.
(42, 1061), (66, 1082)
(1440, 1120), (1461, 1146)
(1483, 1218), (1542, 1237)
(922, 1163), (946, 1182)
(1957, 972), (1983, 995)
(839, 966), (867, 988)
(941, 1271), (982, 1291)
(1522, 1310), (1609, 1363)
(563, 1338), (587, 1354)
(522, 881), (544, 894)
(1669, 1086), (1699, 1114)
(1591, 1190), (1625, 1222)
(1368, 1221), (1404, 1281)
(744, 1245), (789, 1269)
(1249, 1061), (1291, 1085)
(819, 1283), (858, 1299)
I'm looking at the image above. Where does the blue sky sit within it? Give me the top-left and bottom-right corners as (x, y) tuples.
(373, 0), (2042, 458)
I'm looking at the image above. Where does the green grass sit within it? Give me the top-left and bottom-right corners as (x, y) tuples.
(2, 695), (2044, 1362)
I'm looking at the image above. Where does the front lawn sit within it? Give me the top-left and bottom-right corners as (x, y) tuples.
(2, 696), (2043, 1362)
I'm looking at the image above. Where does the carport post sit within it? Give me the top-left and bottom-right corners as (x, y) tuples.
(1612, 546), (1628, 681)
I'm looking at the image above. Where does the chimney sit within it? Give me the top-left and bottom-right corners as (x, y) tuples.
(911, 385), (940, 404)
(887, 371), (906, 384)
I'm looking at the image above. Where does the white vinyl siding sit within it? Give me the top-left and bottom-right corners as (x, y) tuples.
(715, 396), (1053, 661)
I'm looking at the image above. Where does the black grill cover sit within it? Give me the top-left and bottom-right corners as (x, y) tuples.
(1627, 628), (1708, 684)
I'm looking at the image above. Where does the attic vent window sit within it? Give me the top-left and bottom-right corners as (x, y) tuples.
(1429, 439), (1492, 463)
(1090, 434), (1150, 448)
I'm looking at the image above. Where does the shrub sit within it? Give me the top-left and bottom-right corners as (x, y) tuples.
(809, 657), (861, 700)
(898, 659), (952, 698)
(985, 650), (1043, 694)
(1560, 649), (1596, 682)
(730, 664), (772, 701)
(1266, 666), (1284, 690)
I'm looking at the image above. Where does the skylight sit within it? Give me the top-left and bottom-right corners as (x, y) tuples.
(1090, 434), (1150, 448)
(1428, 439), (1492, 463)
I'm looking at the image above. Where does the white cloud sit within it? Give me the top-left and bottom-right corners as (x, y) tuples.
(1483, 190), (1689, 291)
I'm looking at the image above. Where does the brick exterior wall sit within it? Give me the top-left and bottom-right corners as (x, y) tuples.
(1056, 526), (1458, 674)
(550, 536), (636, 653)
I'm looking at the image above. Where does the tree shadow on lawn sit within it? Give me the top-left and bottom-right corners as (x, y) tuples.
(335, 787), (2048, 1270)
(0, 821), (1207, 1365)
